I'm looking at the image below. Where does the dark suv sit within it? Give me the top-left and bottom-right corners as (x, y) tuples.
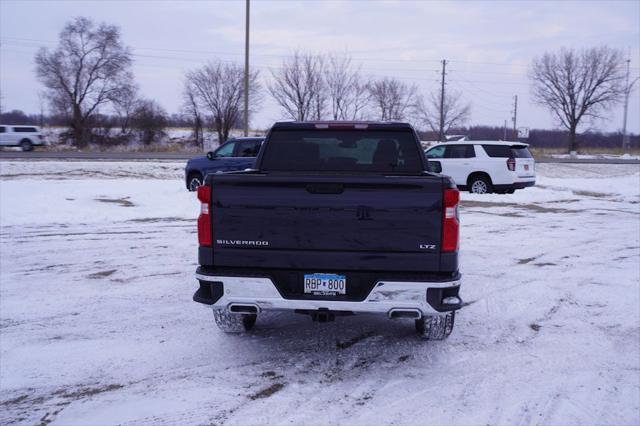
(184, 137), (264, 191)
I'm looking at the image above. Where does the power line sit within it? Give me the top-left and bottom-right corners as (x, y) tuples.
(448, 59), (528, 68)
(449, 78), (529, 86)
(512, 95), (518, 141)
(449, 77), (515, 99)
(0, 35), (551, 73)
(448, 68), (528, 77)
(463, 99), (511, 114)
(0, 39), (449, 75)
(5, 35), (640, 78)
(243, 0), (249, 137)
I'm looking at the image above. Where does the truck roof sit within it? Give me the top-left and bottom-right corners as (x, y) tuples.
(428, 140), (529, 147)
(271, 121), (415, 131)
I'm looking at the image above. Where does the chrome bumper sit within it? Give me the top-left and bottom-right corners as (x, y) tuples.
(195, 273), (462, 317)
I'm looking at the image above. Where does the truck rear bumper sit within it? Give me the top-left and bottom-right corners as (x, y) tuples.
(194, 271), (462, 318)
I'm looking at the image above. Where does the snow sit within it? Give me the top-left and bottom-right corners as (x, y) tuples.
(550, 152), (640, 160)
(1, 161), (639, 425)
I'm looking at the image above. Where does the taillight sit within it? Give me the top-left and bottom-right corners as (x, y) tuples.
(197, 185), (212, 246)
(507, 157), (516, 171)
(442, 188), (460, 252)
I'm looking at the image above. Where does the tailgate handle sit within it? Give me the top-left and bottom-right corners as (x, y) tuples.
(306, 184), (344, 194)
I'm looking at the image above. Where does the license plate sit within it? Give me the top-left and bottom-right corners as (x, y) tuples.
(304, 273), (346, 295)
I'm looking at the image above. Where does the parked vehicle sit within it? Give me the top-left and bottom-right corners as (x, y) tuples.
(193, 121), (462, 340)
(184, 137), (264, 191)
(425, 141), (535, 194)
(0, 125), (47, 151)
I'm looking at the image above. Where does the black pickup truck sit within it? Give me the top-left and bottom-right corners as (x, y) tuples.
(193, 121), (462, 339)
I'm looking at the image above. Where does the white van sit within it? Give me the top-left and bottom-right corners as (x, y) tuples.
(425, 141), (536, 194)
(0, 125), (47, 151)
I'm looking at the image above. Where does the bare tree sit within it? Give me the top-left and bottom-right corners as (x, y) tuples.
(529, 46), (625, 152)
(325, 54), (371, 120)
(112, 83), (139, 134)
(326, 54), (353, 120)
(350, 79), (373, 121)
(368, 77), (418, 121)
(269, 52), (326, 120)
(37, 91), (46, 128)
(185, 61), (260, 143)
(183, 81), (204, 150)
(416, 90), (471, 137)
(35, 17), (133, 147)
(131, 99), (168, 145)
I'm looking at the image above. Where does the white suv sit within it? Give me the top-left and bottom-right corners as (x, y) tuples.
(0, 125), (47, 151)
(425, 141), (535, 194)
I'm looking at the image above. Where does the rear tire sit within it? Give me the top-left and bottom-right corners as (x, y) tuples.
(20, 139), (33, 152)
(188, 173), (203, 191)
(415, 312), (455, 340)
(468, 175), (492, 194)
(213, 309), (256, 333)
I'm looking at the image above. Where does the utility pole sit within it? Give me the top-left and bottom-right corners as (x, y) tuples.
(439, 59), (447, 142)
(622, 55), (632, 152)
(0, 38), (2, 117)
(622, 50), (639, 152)
(512, 95), (518, 141)
(243, 0), (250, 137)
(503, 120), (507, 141)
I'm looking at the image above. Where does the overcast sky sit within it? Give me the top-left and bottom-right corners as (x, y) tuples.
(1, 0), (639, 133)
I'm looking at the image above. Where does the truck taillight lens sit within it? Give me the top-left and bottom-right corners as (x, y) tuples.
(507, 157), (516, 171)
(197, 185), (212, 246)
(442, 188), (459, 252)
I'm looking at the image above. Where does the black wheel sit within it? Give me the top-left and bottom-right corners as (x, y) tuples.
(415, 312), (455, 340)
(505, 189), (515, 194)
(188, 174), (203, 191)
(20, 139), (33, 152)
(213, 309), (256, 333)
(468, 175), (492, 194)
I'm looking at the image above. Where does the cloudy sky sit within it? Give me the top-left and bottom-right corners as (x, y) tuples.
(1, 0), (639, 133)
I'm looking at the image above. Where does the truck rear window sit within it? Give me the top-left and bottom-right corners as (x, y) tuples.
(261, 130), (424, 173)
(482, 144), (532, 158)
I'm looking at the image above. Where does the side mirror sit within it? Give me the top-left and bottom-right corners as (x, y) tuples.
(427, 160), (442, 173)
(206, 151), (215, 160)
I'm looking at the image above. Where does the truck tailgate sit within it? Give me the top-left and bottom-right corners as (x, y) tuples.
(207, 174), (444, 272)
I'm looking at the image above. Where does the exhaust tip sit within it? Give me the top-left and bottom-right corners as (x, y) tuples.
(442, 296), (461, 305)
(228, 304), (259, 314)
(388, 309), (422, 319)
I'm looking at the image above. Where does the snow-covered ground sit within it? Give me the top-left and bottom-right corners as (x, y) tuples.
(550, 152), (640, 160)
(1, 162), (639, 425)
